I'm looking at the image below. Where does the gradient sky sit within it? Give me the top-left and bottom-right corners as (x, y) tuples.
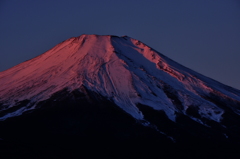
(0, 0), (240, 89)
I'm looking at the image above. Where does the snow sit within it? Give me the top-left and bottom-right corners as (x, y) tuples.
(0, 34), (239, 124)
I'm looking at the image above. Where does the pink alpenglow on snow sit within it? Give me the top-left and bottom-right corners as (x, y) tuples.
(0, 34), (240, 125)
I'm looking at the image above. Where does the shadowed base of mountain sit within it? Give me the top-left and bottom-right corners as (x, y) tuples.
(0, 88), (239, 158)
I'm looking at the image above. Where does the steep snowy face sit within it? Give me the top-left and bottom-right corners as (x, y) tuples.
(110, 36), (240, 122)
(0, 35), (115, 99)
(0, 34), (240, 123)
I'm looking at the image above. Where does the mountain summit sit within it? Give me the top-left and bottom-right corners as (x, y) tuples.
(0, 34), (239, 122)
(0, 34), (240, 158)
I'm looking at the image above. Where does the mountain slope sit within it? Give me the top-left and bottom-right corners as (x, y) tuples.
(0, 34), (240, 158)
(0, 34), (239, 122)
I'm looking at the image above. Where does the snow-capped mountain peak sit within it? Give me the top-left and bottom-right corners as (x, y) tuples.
(0, 34), (240, 125)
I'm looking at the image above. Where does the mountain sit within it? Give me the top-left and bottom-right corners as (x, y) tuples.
(0, 34), (240, 158)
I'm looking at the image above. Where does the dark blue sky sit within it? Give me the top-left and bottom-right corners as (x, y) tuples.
(0, 0), (240, 89)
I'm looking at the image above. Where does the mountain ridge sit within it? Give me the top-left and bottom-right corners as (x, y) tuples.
(0, 34), (239, 123)
(0, 34), (240, 158)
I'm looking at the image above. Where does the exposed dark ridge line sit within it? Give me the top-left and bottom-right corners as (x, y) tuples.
(161, 83), (184, 112)
(0, 100), (30, 118)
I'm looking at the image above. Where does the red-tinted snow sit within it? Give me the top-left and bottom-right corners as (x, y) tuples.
(0, 34), (239, 122)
